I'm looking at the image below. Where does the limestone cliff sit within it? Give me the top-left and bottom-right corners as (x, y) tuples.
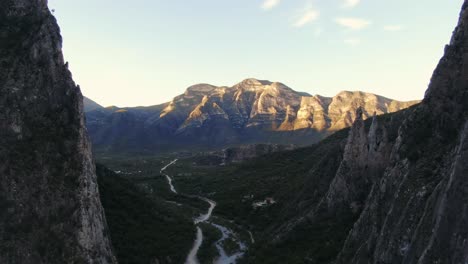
(0, 0), (116, 263)
(334, 1), (468, 262)
(159, 79), (417, 134)
(323, 109), (393, 212)
(86, 78), (418, 153)
(259, 5), (468, 254)
(269, 106), (410, 247)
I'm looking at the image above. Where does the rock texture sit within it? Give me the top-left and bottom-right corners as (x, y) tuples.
(0, 1), (115, 263)
(244, 2), (468, 262)
(86, 78), (418, 153)
(266, 107), (411, 255)
(322, 108), (397, 212)
(333, 1), (468, 262)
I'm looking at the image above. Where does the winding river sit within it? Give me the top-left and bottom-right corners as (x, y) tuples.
(160, 159), (178, 194)
(160, 159), (247, 264)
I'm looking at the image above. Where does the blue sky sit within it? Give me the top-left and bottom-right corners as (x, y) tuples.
(48, 0), (462, 107)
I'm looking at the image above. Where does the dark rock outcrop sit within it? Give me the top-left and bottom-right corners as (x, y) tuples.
(245, 3), (468, 262)
(267, 107), (411, 256)
(322, 108), (396, 213)
(0, 0), (116, 263)
(334, 1), (468, 262)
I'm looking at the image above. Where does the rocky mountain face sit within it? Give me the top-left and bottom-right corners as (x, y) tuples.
(0, 1), (115, 263)
(321, 108), (399, 213)
(334, 2), (468, 262)
(86, 79), (418, 153)
(185, 2), (468, 263)
(253, 1), (468, 262)
(253, 107), (412, 263)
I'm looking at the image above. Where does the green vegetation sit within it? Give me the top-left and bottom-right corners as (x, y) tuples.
(95, 127), (350, 263)
(197, 223), (220, 263)
(163, 129), (354, 263)
(96, 164), (194, 264)
(94, 109), (412, 263)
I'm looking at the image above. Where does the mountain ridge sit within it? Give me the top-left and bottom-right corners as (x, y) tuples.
(83, 97), (103, 112)
(87, 78), (417, 109)
(85, 78), (419, 153)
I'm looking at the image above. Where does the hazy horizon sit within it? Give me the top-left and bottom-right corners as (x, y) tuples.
(49, 0), (461, 107)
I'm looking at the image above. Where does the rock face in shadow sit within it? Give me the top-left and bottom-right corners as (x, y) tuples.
(265, 107), (411, 259)
(333, 1), (468, 262)
(0, 1), (116, 263)
(246, 2), (468, 263)
(322, 108), (397, 213)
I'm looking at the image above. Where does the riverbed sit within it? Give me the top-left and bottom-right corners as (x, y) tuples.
(160, 159), (247, 264)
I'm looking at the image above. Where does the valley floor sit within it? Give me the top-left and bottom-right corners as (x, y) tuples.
(97, 154), (257, 263)
(96, 127), (352, 264)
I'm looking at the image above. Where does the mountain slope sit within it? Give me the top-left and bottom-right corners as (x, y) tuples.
(335, 2), (468, 262)
(83, 96), (104, 112)
(96, 164), (194, 264)
(250, 2), (468, 261)
(169, 108), (413, 263)
(86, 79), (418, 153)
(0, 1), (115, 263)
(154, 2), (468, 263)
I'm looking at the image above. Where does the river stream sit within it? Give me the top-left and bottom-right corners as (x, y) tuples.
(160, 159), (247, 264)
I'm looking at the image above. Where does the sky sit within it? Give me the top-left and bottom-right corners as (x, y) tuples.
(48, 0), (462, 107)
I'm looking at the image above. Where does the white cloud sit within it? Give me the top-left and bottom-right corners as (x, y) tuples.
(384, 25), (404, 31)
(262, 0), (281, 10)
(342, 0), (361, 8)
(335, 17), (371, 30)
(344, 38), (361, 46)
(294, 8), (320, 27)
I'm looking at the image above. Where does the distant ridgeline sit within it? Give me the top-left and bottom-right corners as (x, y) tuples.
(84, 80), (418, 154)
